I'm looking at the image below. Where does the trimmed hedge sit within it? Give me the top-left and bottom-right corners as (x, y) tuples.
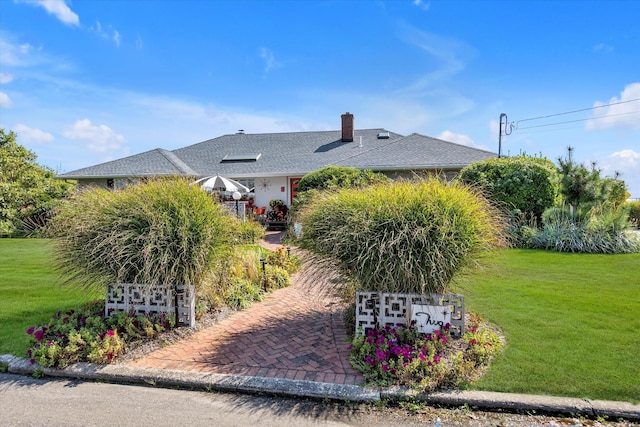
(458, 156), (558, 220)
(297, 166), (389, 193)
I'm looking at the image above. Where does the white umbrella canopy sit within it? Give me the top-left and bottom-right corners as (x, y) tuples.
(192, 175), (250, 193)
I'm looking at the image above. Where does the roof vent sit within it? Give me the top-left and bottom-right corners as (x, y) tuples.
(377, 132), (390, 139)
(236, 129), (245, 134)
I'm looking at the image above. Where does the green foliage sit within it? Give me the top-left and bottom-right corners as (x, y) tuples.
(269, 199), (285, 208)
(556, 146), (628, 210)
(297, 166), (389, 193)
(199, 244), (299, 312)
(458, 156), (558, 220)
(264, 265), (290, 290)
(236, 219), (266, 244)
(529, 205), (639, 253)
(626, 200), (640, 228)
(296, 177), (506, 294)
(0, 128), (74, 237)
(48, 178), (235, 292)
(25, 300), (174, 368)
(350, 319), (503, 392)
(223, 278), (264, 310)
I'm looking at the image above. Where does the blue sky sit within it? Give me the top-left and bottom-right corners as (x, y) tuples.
(1, 0), (639, 196)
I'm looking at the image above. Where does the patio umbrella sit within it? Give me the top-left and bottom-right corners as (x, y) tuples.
(192, 175), (250, 193)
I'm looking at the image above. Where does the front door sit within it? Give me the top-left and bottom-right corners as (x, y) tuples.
(289, 177), (303, 205)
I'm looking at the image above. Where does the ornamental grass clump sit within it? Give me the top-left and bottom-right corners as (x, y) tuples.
(296, 177), (506, 294)
(48, 178), (234, 292)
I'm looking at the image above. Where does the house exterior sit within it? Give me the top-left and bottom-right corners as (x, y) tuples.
(57, 113), (497, 208)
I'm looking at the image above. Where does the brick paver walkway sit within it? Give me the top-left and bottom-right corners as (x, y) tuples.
(126, 232), (364, 385)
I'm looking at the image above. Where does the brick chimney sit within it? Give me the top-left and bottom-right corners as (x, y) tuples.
(341, 112), (354, 142)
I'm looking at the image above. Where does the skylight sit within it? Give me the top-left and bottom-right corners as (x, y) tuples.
(220, 153), (262, 163)
(377, 132), (390, 139)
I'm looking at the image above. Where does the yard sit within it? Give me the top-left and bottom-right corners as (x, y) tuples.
(1, 239), (638, 402)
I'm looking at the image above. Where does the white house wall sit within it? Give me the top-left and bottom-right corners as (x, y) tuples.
(249, 176), (290, 208)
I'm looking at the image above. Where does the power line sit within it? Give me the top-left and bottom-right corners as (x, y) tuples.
(515, 97), (640, 125)
(517, 110), (640, 130)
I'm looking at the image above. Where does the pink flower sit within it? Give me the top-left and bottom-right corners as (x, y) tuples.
(106, 330), (115, 337)
(470, 339), (478, 346)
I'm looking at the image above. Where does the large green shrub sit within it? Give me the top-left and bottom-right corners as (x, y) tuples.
(297, 166), (389, 193)
(0, 129), (74, 236)
(458, 156), (558, 220)
(295, 177), (506, 294)
(48, 178), (234, 291)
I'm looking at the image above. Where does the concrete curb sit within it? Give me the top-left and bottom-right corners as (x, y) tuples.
(2, 354), (639, 421)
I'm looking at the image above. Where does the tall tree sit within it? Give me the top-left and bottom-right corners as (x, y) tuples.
(0, 128), (73, 235)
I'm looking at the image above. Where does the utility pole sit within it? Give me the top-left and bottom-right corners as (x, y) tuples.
(498, 113), (512, 158)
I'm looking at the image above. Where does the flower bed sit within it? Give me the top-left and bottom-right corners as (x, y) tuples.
(25, 301), (174, 369)
(349, 314), (504, 392)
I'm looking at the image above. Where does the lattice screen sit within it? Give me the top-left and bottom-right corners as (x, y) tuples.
(105, 284), (195, 327)
(355, 292), (464, 337)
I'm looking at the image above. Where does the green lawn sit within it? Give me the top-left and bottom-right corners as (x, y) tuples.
(454, 249), (640, 403)
(0, 239), (101, 356)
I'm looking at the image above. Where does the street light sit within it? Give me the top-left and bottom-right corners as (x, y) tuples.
(232, 191), (241, 219)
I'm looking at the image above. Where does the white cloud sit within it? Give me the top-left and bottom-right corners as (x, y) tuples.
(63, 119), (126, 153)
(0, 91), (12, 107)
(260, 47), (281, 73)
(412, 0), (431, 11)
(0, 38), (35, 67)
(89, 21), (122, 47)
(437, 130), (490, 151)
(586, 82), (640, 130)
(0, 73), (13, 84)
(135, 35), (144, 50)
(22, 0), (80, 26)
(593, 43), (613, 53)
(394, 24), (475, 97)
(14, 123), (55, 144)
(113, 30), (121, 47)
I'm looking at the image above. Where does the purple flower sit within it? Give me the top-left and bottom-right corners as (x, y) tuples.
(381, 364), (389, 372)
(26, 327), (35, 335)
(29, 358), (35, 364)
(33, 330), (45, 341)
(375, 348), (386, 362)
(441, 336), (448, 344)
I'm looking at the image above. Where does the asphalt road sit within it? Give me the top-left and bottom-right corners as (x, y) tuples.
(0, 373), (634, 427)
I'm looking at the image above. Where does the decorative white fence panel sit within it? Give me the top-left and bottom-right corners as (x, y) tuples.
(105, 284), (195, 327)
(355, 292), (464, 337)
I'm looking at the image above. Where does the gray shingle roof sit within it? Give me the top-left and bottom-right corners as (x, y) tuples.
(57, 128), (496, 179)
(333, 133), (496, 170)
